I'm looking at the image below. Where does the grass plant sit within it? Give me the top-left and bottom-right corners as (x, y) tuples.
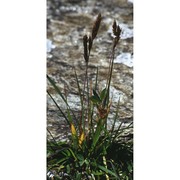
(47, 13), (133, 180)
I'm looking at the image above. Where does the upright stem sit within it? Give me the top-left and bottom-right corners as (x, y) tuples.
(85, 62), (89, 132)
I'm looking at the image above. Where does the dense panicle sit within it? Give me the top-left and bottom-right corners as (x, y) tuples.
(116, 25), (121, 38)
(112, 20), (117, 36)
(88, 35), (93, 54)
(83, 35), (89, 63)
(92, 13), (102, 40)
(112, 20), (122, 49)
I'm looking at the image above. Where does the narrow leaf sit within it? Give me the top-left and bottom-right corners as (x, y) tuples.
(47, 74), (78, 125)
(47, 90), (70, 126)
(98, 165), (119, 178)
(100, 88), (107, 101)
(93, 89), (101, 102)
(90, 95), (101, 104)
(47, 75), (67, 103)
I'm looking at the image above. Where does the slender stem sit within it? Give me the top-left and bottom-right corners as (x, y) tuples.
(86, 63), (90, 130)
(47, 90), (71, 126)
(82, 62), (89, 132)
(47, 128), (58, 145)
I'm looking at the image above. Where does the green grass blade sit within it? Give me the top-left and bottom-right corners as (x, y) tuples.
(68, 148), (77, 161)
(67, 108), (73, 123)
(95, 67), (99, 91)
(93, 89), (101, 102)
(108, 160), (121, 180)
(47, 75), (78, 125)
(74, 69), (86, 132)
(110, 98), (120, 138)
(89, 67), (99, 135)
(112, 120), (124, 142)
(91, 119), (104, 151)
(47, 128), (58, 145)
(116, 122), (133, 139)
(74, 68), (83, 107)
(47, 75), (67, 103)
(90, 95), (101, 104)
(97, 164), (119, 179)
(100, 88), (107, 101)
(47, 90), (70, 126)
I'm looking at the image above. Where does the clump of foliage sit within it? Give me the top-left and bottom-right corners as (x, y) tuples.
(47, 13), (133, 180)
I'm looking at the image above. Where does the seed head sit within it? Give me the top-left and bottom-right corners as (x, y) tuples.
(83, 35), (89, 63)
(92, 13), (102, 40)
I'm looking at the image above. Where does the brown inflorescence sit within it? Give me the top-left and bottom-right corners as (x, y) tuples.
(92, 13), (102, 40)
(83, 34), (89, 63)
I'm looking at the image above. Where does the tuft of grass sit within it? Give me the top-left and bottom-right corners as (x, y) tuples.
(47, 13), (133, 180)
